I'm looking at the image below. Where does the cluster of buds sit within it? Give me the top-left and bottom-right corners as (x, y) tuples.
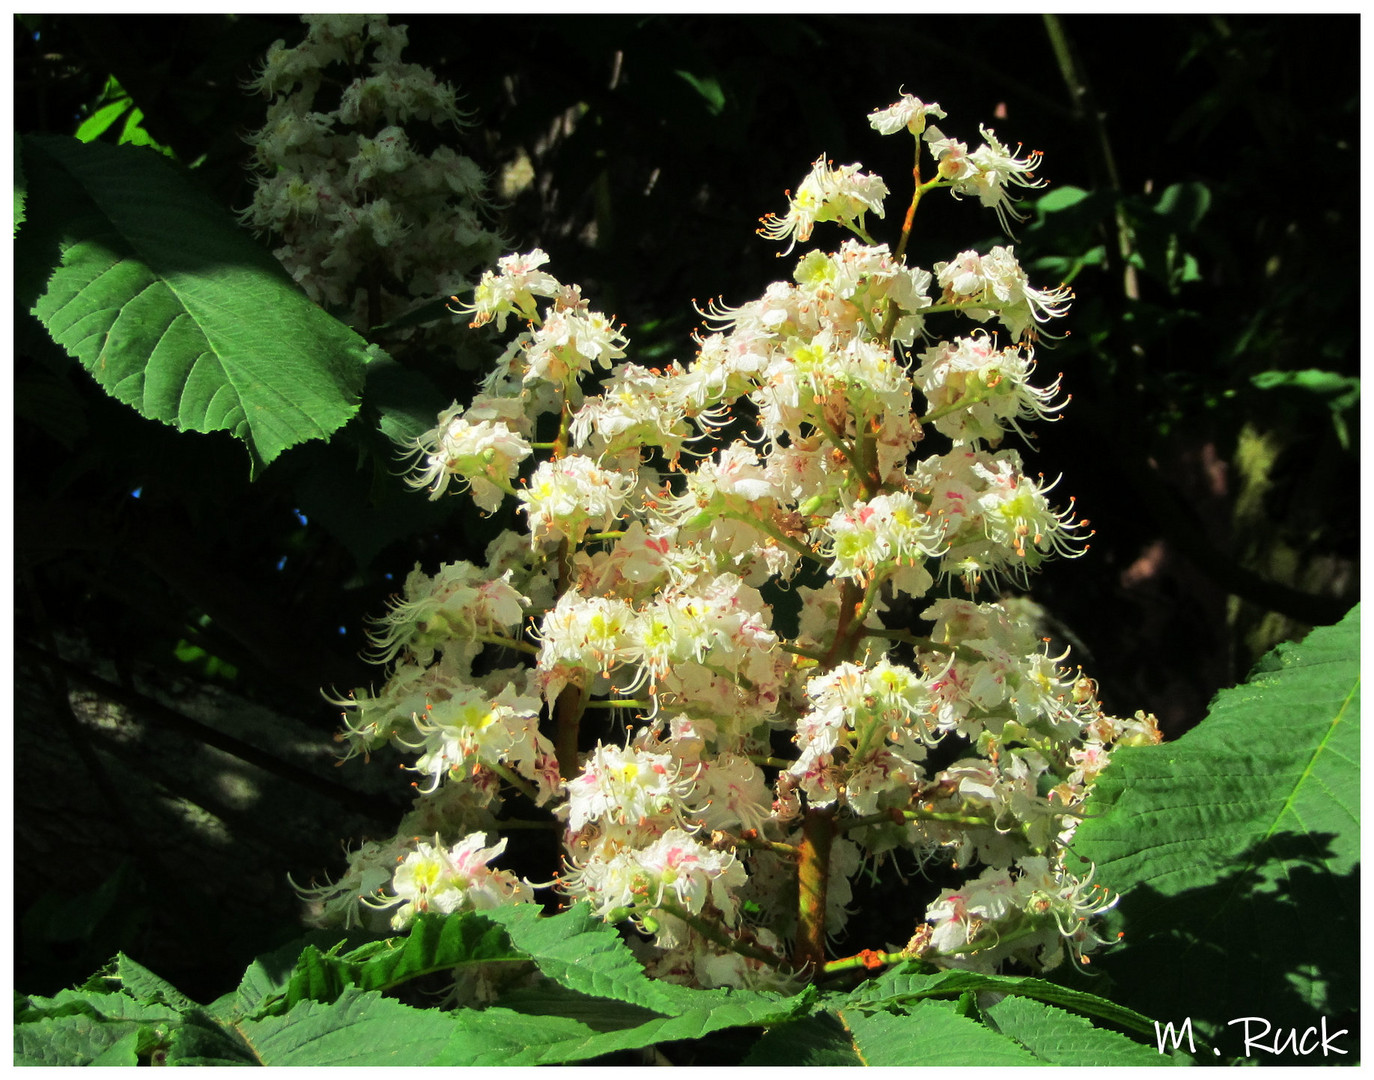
(300, 89), (1160, 989)
(241, 14), (503, 349)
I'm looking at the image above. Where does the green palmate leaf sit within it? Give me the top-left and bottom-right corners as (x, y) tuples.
(980, 995), (1178, 1065)
(230, 988), (456, 1067)
(17, 986), (180, 1027)
(434, 983), (813, 1066)
(841, 999), (1041, 1066)
(86, 1029), (145, 1066)
(14, 1011), (149, 1067)
(1069, 606), (1359, 1054)
(484, 902), (805, 1018)
(279, 911), (528, 1014)
(209, 927), (383, 1022)
(110, 951), (201, 1012)
(483, 902), (693, 1014)
(750, 992), (1171, 1068)
(18, 135), (373, 472)
(163, 1008), (260, 1067)
(840, 963), (1159, 1039)
(743, 1010), (866, 1066)
(430, 904), (812, 1065)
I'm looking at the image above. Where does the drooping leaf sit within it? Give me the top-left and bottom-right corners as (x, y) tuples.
(266, 911), (527, 1016)
(841, 963), (1160, 1040)
(1069, 606), (1359, 1053)
(18, 135), (373, 472)
(209, 927), (383, 1023)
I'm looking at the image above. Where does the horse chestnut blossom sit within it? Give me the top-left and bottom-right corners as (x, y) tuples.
(303, 89), (1161, 991)
(757, 155), (889, 254)
(242, 15), (503, 351)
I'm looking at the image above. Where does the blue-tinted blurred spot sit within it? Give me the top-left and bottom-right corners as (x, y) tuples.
(276, 556), (288, 571)
(293, 509), (309, 526)
(130, 486), (143, 499)
(337, 625), (348, 636)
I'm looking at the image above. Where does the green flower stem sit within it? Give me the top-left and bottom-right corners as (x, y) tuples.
(877, 149), (942, 344)
(723, 509), (821, 565)
(584, 530), (626, 542)
(551, 388), (575, 460)
(474, 632), (540, 656)
(838, 806), (993, 833)
(748, 754), (799, 771)
(892, 143), (928, 265)
(655, 898), (788, 969)
(821, 948), (909, 977)
(853, 574), (886, 633)
(711, 828), (802, 860)
(845, 221), (878, 247)
(918, 376), (999, 427)
(582, 698), (650, 710)
(779, 641), (827, 662)
(811, 408), (864, 479)
(704, 661), (755, 691)
(489, 761), (540, 803)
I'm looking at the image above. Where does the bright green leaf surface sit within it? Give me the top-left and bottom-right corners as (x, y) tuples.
(839, 999), (1041, 1066)
(485, 902), (805, 1021)
(453, 904), (811, 1064)
(981, 994), (1178, 1065)
(236, 988), (456, 1066)
(86, 1029), (144, 1065)
(1070, 606), (1359, 1049)
(14, 1012), (147, 1067)
(279, 911), (527, 1014)
(19, 135), (371, 470)
(112, 952), (201, 1012)
(17, 986), (179, 1027)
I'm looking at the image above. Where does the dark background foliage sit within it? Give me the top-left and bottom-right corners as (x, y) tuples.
(13, 13), (1358, 1006)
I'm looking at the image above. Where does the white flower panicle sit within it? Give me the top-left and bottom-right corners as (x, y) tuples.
(242, 15), (503, 346)
(303, 88), (1155, 990)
